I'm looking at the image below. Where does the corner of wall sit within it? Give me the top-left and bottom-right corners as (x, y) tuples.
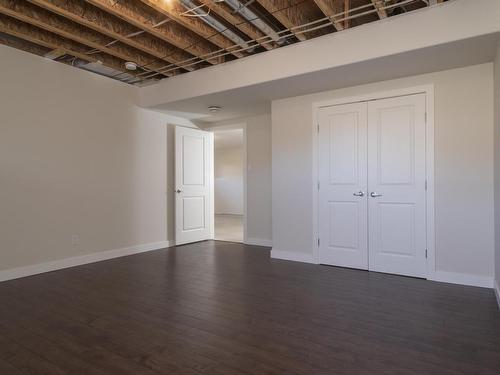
(494, 39), (500, 307)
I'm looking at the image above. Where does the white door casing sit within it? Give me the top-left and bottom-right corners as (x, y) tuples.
(175, 126), (214, 245)
(318, 102), (368, 269)
(367, 94), (427, 278)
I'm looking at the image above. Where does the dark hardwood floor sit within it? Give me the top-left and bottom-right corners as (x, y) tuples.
(0, 241), (499, 375)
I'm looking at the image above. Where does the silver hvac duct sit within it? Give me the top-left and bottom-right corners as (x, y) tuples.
(180, 0), (253, 51)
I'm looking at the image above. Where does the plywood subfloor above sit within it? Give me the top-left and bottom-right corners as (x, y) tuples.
(0, 0), (446, 85)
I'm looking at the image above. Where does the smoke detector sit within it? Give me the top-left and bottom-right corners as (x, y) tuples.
(208, 106), (222, 114)
(125, 61), (138, 71)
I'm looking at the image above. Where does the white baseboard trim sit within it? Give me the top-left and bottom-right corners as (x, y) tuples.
(495, 280), (500, 309)
(270, 249), (317, 264)
(245, 238), (272, 247)
(0, 240), (172, 283)
(430, 270), (494, 288)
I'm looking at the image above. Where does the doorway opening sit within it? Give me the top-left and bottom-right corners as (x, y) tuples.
(213, 127), (246, 243)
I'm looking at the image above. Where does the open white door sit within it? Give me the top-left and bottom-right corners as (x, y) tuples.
(175, 126), (214, 245)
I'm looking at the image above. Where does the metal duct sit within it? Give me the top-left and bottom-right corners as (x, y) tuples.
(180, 0), (252, 50)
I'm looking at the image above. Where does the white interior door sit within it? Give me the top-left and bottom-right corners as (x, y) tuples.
(367, 94), (427, 277)
(175, 126), (214, 245)
(318, 102), (368, 269)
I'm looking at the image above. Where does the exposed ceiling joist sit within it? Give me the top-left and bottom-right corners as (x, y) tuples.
(313, 0), (345, 31)
(0, 0), (440, 85)
(198, 0), (274, 50)
(371, 0), (388, 18)
(0, 13), (143, 80)
(139, 0), (245, 59)
(344, 0), (350, 29)
(27, 0), (194, 71)
(256, 0), (307, 42)
(86, 0), (222, 66)
(44, 47), (65, 59)
(0, 0), (176, 77)
(0, 31), (50, 56)
(256, 0), (329, 42)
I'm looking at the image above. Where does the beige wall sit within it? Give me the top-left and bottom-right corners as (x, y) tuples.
(272, 63), (494, 280)
(0, 45), (173, 271)
(495, 44), (500, 291)
(215, 146), (244, 215)
(205, 113), (272, 243)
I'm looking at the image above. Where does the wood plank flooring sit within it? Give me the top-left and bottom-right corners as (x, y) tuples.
(0, 241), (499, 374)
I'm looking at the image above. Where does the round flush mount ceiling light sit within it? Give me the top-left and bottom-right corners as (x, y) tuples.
(208, 106), (222, 114)
(125, 61), (138, 71)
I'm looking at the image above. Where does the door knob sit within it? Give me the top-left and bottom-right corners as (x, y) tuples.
(353, 191), (365, 197)
(370, 192), (382, 197)
(176, 189), (182, 193)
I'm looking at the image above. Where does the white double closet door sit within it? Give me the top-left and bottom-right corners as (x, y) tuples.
(318, 93), (427, 278)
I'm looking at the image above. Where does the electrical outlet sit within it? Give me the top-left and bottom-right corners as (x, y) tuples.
(71, 235), (80, 246)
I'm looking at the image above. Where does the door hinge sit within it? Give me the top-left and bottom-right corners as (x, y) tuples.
(425, 112), (427, 123)
(425, 249), (428, 258)
(317, 181), (320, 190)
(318, 238), (320, 247)
(425, 180), (427, 190)
(317, 123), (320, 133)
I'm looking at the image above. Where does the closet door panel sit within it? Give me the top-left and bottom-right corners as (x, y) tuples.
(367, 94), (427, 278)
(318, 102), (368, 269)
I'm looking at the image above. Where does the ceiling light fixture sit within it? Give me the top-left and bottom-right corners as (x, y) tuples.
(125, 61), (138, 71)
(208, 106), (222, 114)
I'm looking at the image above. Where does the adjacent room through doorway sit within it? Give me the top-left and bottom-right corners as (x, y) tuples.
(213, 128), (245, 243)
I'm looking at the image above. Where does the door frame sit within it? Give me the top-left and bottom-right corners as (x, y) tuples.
(312, 85), (435, 280)
(206, 123), (248, 243)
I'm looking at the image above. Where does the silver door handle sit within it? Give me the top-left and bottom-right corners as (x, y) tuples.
(370, 192), (382, 197)
(353, 191), (365, 197)
(176, 189), (182, 194)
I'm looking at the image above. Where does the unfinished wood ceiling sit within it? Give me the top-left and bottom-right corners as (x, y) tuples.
(0, 0), (446, 85)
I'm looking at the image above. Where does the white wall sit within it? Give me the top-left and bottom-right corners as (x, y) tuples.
(215, 146), (244, 215)
(205, 114), (272, 244)
(0, 45), (174, 272)
(272, 63), (495, 283)
(495, 43), (500, 296)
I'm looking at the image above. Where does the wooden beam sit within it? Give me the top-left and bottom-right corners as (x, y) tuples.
(0, 0), (178, 77)
(139, 0), (245, 58)
(27, 0), (197, 71)
(86, 0), (222, 65)
(371, 0), (388, 19)
(344, 0), (350, 29)
(0, 31), (51, 56)
(198, 0), (274, 50)
(0, 13), (144, 80)
(313, 0), (344, 31)
(256, 0), (313, 42)
(43, 48), (65, 59)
